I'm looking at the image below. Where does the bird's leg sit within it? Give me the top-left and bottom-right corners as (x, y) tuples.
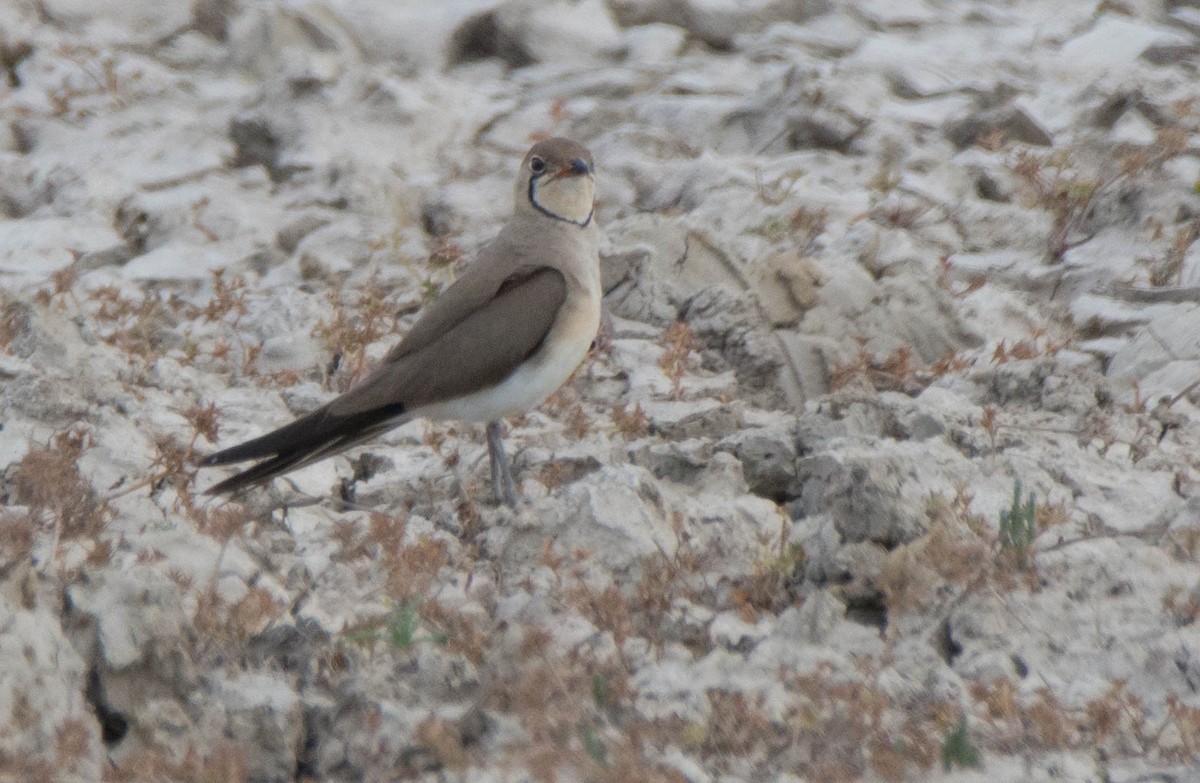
(488, 429), (501, 495)
(486, 420), (518, 507)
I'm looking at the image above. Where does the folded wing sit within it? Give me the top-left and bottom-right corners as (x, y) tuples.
(201, 265), (566, 494)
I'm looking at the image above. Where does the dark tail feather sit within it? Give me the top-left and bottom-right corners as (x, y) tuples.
(200, 407), (333, 467)
(203, 450), (316, 494)
(201, 412), (408, 495)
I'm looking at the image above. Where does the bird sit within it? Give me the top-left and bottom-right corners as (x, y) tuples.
(198, 137), (601, 506)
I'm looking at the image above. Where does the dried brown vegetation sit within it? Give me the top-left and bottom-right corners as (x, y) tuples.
(102, 741), (249, 783)
(314, 271), (403, 391)
(10, 428), (110, 578)
(829, 344), (931, 394)
(658, 321), (695, 398)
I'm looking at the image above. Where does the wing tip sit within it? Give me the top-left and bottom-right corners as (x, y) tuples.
(197, 442), (258, 468)
(201, 470), (255, 495)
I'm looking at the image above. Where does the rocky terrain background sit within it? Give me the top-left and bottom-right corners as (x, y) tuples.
(3, 0), (1200, 781)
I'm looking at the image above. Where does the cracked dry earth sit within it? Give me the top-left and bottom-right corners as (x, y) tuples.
(4, 0), (1200, 781)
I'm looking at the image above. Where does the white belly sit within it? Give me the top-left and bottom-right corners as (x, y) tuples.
(415, 299), (599, 423)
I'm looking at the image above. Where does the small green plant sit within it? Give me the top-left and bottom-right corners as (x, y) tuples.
(579, 722), (608, 766)
(591, 674), (612, 709)
(746, 214), (790, 242)
(1010, 148), (1106, 262)
(999, 479), (1037, 569)
(348, 602), (445, 649)
(940, 716), (981, 771)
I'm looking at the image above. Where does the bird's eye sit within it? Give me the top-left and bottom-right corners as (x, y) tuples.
(530, 156), (546, 174)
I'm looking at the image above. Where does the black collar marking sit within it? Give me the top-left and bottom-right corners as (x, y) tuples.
(528, 174), (593, 228)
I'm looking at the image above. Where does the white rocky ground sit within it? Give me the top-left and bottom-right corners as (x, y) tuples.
(3, 0), (1200, 781)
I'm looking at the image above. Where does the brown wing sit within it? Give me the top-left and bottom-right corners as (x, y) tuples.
(386, 243), (534, 361)
(329, 265), (566, 414)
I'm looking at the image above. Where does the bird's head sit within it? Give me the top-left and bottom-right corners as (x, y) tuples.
(517, 137), (595, 227)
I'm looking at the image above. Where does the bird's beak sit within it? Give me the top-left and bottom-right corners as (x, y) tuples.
(557, 158), (591, 178)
